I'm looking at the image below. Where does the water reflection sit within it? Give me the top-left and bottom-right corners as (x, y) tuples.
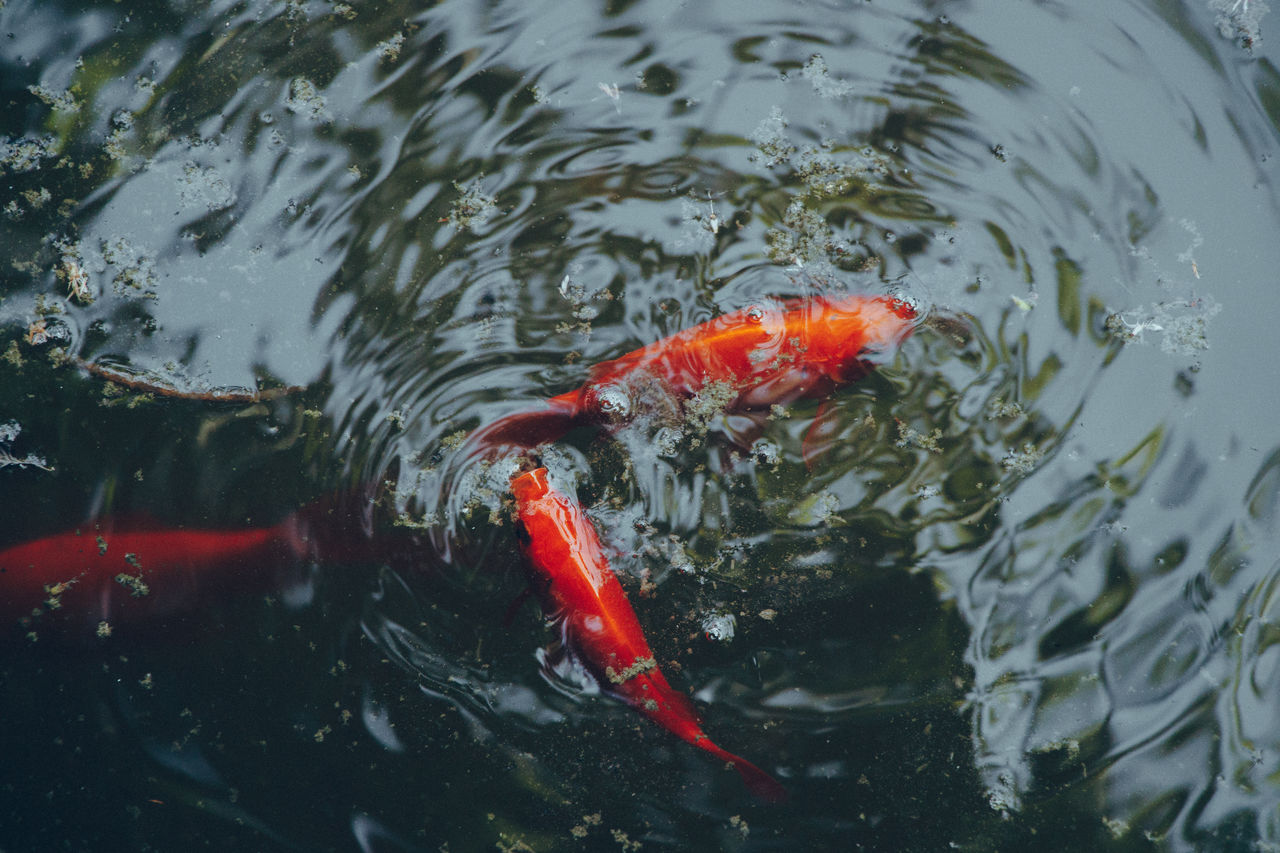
(4, 0), (1280, 848)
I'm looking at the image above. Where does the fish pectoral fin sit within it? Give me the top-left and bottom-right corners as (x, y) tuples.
(802, 400), (843, 470)
(720, 412), (769, 454)
(464, 401), (581, 458)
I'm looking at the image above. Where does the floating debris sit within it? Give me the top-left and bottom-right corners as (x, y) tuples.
(789, 490), (841, 526)
(3, 342), (24, 368)
(1, 134), (58, 173)
(1103, 298), (1218, 358)
(21, 187), (51, 209)
(1010, 293), (1037, 312)
(1209, 0), (1269, 48)
(1104, 312), (1162, 344)
(104, 111), (135, 161)
(555, 264), (602, 333)
(446, 178), (498, 231)
(375, 32), (406, 62)
(604, 655), (657, 685)
(794, 142), (891, 198)
(765, 199), (837, 266)
(679, 193), (728, 251)
(114, 571), (150, 598)
(657, 536), (696, 575)
(702, 610), (736, 642)
(285, 77), (331, 122)
(987, 397), (1024, 419)
(684, 379), (738, 434)
(1176, 218), (1203, 275)
(1001, 442), (1044, 475)
(597, 81), (621, 113)
(178, 161), (236, 212)
(896, 421), (944, 453)
(42, 576), (78, 609)
(751, 438), (781, 466)
(799, 54), (857, 99)
(24, 319), (50, 346)
(1161, 315), (1207, 357)
(27, 83), (80, 113)
(101, 235), (158, 297)
(610, 829), (640, 852)
(1102, 814), (1131, 840)
(751, 106), (795, 167)
(653, 425), (682, 457)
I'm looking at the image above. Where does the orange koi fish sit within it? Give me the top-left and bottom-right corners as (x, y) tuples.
(469, 292), (917, 456)
(511, 467), (786, 801)
(0, 515), (312, 636)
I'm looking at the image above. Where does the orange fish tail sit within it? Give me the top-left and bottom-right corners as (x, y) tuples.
(697, 738), (788, 803)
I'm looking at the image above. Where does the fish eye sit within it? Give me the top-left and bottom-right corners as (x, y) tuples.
(594, 386), (631, 419)
(887, 292), (922, 320)
(745, 305), (765, 322)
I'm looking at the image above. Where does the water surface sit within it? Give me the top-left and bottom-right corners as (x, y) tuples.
(3, 0), (1280, 849)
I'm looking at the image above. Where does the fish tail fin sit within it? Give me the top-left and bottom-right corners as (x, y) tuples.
(463, 400), (581, 459)
(733, 755), (789, 803)
(699, 739), (788, 803)
(289, 484), (379, 563)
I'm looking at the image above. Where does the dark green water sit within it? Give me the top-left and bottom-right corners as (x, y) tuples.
(3, 0), (1280, 849)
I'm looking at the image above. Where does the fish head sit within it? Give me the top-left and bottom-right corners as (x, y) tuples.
(812, 294), (919, 368)
(577, 382), (634, 425)
(511, 467), (551, 503)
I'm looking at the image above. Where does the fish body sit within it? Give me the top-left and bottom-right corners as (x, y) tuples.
(0, 516), (310, 634)
(511, 467), (786, 801)
(470, 293), (916, 454)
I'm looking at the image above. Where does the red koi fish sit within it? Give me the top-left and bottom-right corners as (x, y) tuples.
(0, 515), (312, 637)
(469, 292), (917, 456)
(511, 467), (786, 801)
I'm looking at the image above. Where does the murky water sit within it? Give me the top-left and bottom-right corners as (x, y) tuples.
(3, 0), (1280, 849)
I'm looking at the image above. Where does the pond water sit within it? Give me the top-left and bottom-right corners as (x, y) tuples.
(3, 0), (1280, 849)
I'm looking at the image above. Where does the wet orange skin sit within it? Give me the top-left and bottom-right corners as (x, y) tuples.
(0, 494), (405, 637)
(469, 293), (917, 453)
(0, 519), (311, 631)
(512, 467), (787, 801)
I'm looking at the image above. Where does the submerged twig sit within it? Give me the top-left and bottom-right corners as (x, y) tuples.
(0, 448), (53, 471)
(74, 358), (306, 404)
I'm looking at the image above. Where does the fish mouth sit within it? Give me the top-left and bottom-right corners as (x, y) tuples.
(510, 466), (551, 502)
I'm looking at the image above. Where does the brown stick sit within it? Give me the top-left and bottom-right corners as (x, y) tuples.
(75, 358), (306, 404)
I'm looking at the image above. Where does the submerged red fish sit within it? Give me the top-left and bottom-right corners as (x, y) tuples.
(469, 292), (917, 455)
(0, 516), (312, 635)
(511, 466), (786, 801)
